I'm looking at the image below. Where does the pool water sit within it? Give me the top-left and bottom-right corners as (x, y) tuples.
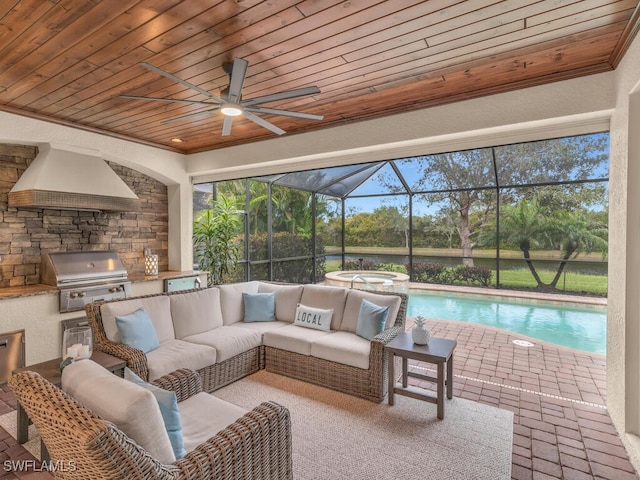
(408, 290), (606, 354)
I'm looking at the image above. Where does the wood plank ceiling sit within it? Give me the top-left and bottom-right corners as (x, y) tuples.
(0, 0), (638, 154)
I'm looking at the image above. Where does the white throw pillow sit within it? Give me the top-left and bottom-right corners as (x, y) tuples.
(293, 303), (333, 332)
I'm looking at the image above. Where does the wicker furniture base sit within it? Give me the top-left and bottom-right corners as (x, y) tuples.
(197, 346), (262, 393)
(265, 329), (402, 403)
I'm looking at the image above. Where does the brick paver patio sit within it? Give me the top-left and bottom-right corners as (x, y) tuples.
(0, 318), (636, 479)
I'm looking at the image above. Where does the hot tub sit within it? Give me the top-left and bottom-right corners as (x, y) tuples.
(324, 270), (409, 293)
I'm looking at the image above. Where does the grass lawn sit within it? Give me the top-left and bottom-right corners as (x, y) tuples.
(326, 245), (606, 261)
(323, 259), (607, 296)
(495, 270), (607, 295)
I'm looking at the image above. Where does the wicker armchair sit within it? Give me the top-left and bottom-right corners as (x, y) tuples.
(9, 369), (292, 480)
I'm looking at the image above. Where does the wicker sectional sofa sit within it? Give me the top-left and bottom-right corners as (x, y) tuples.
(86, 281), (408, 403)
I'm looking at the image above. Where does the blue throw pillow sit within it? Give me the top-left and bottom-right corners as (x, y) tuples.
(115, 307), (160, 353)
(125, 368), (186, 459)
(356, 299), (390, 341)
(243, 292), (276, 322)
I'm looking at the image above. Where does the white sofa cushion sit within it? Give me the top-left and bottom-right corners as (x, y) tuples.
(310, 331), (372, 370)
(263, 324), (332, 356)
(182, 326), (262, 363)
(257, 283), (304, 322)
(299, 285), (348, 330)
(146, 339), (217, 381)
(340, 290), (402, 333)
(178, 392), (247, 454)
(62, 359), (175, 464)
(101, 296), (175, 344)
(170, 287), (224, 339)
(235, 320), (290, 337)
(218, 281), (260, 325)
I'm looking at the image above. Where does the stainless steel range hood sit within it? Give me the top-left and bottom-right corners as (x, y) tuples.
(8, 145), (140, 212)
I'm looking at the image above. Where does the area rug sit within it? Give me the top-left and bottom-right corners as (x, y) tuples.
(215, 371), (513, 480)
(0, 371), (513, 479)
(0, 411), (41, 460)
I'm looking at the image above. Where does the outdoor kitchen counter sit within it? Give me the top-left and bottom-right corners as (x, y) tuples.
(0, 284), (59, 300)
(0, 270), (207, 366)
(0, 271), (205, 301)
(128, 270), (205, 283)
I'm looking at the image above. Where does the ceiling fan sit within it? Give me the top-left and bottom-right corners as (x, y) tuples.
(121, 58), (324, 136)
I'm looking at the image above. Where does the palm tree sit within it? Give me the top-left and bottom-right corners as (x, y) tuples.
(498, 196), (550, 286)
(544, 211), (608, 288)
(497, 196), (607, 290)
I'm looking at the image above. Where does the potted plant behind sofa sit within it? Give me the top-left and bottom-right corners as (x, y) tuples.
(194, 195), (243, 286)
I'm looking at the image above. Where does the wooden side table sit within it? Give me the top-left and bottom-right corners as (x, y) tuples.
(14, 351), (126, 445)
(386, 333), (457, 419)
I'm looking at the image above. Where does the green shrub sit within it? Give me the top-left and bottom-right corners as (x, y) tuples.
(410, 262), (450, 283)
(451, 265), (492, 286)
(376, 263), (407, 274)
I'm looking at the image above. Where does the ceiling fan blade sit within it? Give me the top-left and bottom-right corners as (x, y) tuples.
(140, 62), (224, 103)
(161, 107), (220, 124)
(227, 58), (248, 103)
(243, 110), (285, 135)
(245, 106), (323, 121)
(242, 86), (320, 106)
(120, 94), (218, 106)
(222, 115), (233, 136)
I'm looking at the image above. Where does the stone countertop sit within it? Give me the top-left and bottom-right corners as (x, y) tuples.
(127, 270), (205, 283)
(0, 271), (206, 301)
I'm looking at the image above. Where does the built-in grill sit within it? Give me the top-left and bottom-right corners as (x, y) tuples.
(41, 251), (132, 313)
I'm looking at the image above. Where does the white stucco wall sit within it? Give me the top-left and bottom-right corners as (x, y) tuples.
(608, 29), (640, 468)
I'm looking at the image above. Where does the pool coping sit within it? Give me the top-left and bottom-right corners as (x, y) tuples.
(409, 282), (607, 307)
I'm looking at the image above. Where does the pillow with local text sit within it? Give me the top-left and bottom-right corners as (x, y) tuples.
(293, 303), (333, 332)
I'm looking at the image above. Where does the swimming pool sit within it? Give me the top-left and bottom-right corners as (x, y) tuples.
(408, 290), (607, 354)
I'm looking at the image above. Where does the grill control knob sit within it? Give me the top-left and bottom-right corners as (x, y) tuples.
(78, 292), (86, 298)
(70, 292), (78, 299)
(109, 287), (117, 293)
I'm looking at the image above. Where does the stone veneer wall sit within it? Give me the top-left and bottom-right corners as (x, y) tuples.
(0, 143), (169, 287)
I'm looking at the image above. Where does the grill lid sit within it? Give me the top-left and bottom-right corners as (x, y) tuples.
(41, 251), (128, 287)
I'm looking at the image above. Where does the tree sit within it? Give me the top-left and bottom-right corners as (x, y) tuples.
(271, 186), (312, 235)
(403, 133), (609, 265)
(496, 195), (607, 290)
(193, 195), (244, 286)
(411, 148), (496, 265)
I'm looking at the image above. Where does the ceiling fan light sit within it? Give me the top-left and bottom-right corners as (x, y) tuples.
(221, 103), (242, 116)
